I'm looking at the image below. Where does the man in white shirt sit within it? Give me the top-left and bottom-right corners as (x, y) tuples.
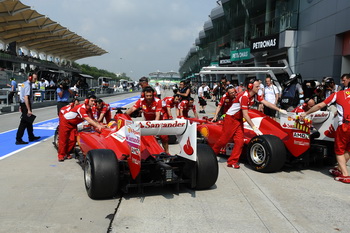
(263, 76), (279, 119)
(324, 77), (341, 98)
(211, 82), (218, 102)
(257, 79), (264, 112)
(203, 83), (210, 99)
(155, 82), (161, 99)
(197, 83), (207, 113)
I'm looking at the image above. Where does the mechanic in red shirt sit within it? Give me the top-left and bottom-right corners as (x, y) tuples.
(162, 94), (181, 120)
(58, 95), (105, 162)
(212, 86), (236, 122)
(59, 98), (80, 116)
(212, 79), (287, 169)
(300, 90), (350, 183)
(93, 99), (111, 123)
(291, 98), (316, 113)
(177, 97), (199, 118)
(125, 87), (170, 153)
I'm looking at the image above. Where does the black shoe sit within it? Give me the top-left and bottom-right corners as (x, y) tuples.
(202, 111), (206, 114)
(16, 140), (28, 145)
(29, 136), (41, 142)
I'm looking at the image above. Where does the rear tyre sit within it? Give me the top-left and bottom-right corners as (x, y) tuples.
(194, 143), (218, 189)
(247, 135), (286, 173)
(84, 149), (119, 199)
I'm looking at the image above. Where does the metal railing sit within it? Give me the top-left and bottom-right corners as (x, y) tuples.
(0, 87), (140, 106)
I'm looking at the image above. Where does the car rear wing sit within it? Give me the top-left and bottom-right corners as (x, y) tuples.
(128, 119), (198, 161)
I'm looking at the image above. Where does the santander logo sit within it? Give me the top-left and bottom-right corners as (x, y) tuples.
(183, 137), (194, 155)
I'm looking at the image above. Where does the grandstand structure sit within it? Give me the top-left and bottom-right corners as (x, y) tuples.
(148, 70), (180, 84)
(0, 0), (107, 82)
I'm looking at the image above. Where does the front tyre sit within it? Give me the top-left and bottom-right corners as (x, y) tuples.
(84, 149), (119, 199)
(247, 135), (286, 173)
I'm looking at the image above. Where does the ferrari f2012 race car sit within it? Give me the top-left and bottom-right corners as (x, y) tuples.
(190, 109), (337, 173)
(69, 111), (218, 199)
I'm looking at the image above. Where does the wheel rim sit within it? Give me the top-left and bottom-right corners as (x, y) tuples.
(250, 143), (266, 165)
(85, 159), (92, 189)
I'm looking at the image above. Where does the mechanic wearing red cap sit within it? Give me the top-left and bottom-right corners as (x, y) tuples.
(58, 95), (104, 162)
(212, 86), (236, 122)
(177, 97), (199, 118)
(300, 89), (350, 183)
(212, 79), (287, 169)
(161, 94), (181, 120)
(93, 98), (112, 123)
(125, 86), (170, 153)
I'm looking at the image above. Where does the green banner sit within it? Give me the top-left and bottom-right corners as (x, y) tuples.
(230, 48), (251, 61)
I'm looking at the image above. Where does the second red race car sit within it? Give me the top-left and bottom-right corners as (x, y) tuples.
(189, 108), (337, 173)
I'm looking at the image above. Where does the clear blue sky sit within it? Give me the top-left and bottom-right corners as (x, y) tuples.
(21, 0), (218, 79)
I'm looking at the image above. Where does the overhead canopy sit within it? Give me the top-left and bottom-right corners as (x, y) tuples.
(79, 73), (94, 79)
(210, 5), (225, 20)
(0, 0), (107, 61)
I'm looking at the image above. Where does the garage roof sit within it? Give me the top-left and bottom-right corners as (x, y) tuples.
(0, 0), (107, 61)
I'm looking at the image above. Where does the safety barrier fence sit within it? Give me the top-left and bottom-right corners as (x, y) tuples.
(0, 87), (140, 106)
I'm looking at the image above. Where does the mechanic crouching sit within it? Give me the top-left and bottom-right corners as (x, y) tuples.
(125, 87), (170, 154)
(212, 79), (287, 169)
(58, 95), (105, 162)
(300, 89), (350, 183)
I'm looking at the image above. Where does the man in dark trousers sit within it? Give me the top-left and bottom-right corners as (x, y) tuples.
(15, 73), (41, 145)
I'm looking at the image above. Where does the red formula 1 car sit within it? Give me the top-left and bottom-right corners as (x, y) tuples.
(73, 110), (218, 199)
(189, 109), (337, 173)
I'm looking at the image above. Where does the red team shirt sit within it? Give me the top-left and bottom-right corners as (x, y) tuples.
(323, 90), (350, 154)
(178, 100), (197, 118)
(292, 104), (308, 113)
(218, 93), (235, 114)
(226, 91), (264, 120)
(62, 103), (94, 125)
(92, 102), (111, 119)
(133, 97), (162, 120)
(161, 96), (179, 119)
(324, 90), (350, 125)
(59, 103), (75, 116)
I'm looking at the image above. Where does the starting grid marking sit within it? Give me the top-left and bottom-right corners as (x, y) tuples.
(0, 95), (139, 160)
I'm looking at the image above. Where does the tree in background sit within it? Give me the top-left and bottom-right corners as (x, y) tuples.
(72, 62), (131, 81)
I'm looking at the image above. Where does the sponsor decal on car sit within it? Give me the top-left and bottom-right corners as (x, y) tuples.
(139, 121), (186, 128)
(131, 146), (140, 155)
(293, 140), (310, 146)
(293, 132), (309, 139)
(111, 132), (126, 142)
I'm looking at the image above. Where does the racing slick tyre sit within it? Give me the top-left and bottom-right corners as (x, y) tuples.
(53, 126), (59, 150)
(84, 149), (119, 199)
(247, 135), (286, 173)
(194, 143), (218, 189)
